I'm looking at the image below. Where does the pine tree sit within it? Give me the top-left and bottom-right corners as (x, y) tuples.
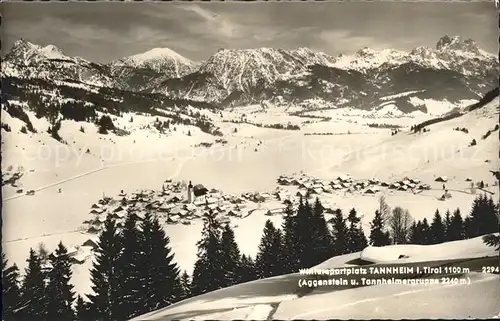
(281, 202), (300, 273)
(140, 213), (182, 312)
(2, 253), (22, 320)
(46, 242), (75, 321)
(311, 198), (333, 263)
(21, 248), (48, 320)
(409, 221), (422, 244)
(346, 208), (368, 253)
(220, 224), (242, 287)
(443, 209), (453, 241)
(430, 209), (445, 244)
(369, 210), (391, 246)
(421, 218), (431, 245)
(296, 199), (316, 268)
(75, 295), (91, 321)
(255, 220), (283, 278)
(115, 212), (143, 320)
(468, 194), (499, 237)
(463, 215), (475, 239)
(88, 215), (122, 321)
(238, 255), (258, 284)
(448, 209), (465, 241)
(482, 234), (500, 251)
(329, 209), (348, 255)
(357, 225), (368, 250)
(178, 271), (191, 301)
(191, 211), (225, 296)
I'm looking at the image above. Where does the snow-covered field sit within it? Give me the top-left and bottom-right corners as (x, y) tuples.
(130, 236), (500, 320)
(2, 96), (498, 312)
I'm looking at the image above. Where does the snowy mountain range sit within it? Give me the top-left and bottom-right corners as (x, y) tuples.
(2, 35), (498, 113)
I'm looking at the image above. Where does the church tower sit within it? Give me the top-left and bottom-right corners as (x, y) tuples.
(187, 181), (193, 203)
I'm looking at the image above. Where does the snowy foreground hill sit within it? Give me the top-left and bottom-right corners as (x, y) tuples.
(130, 236), (499, 320)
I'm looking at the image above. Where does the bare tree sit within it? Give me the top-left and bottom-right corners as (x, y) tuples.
(389, 207), (413, 244)
(378, 195), (392, 228)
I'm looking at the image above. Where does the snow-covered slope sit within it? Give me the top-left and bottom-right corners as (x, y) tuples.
(331, 94), (499, 182)
(129, 236), (499, 320)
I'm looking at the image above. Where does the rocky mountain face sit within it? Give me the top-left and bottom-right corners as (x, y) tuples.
(2, 39), (114, 87)
(2, 36), (498, 114)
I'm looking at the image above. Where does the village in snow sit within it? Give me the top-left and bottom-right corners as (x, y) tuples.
(65, 169), (497, 268)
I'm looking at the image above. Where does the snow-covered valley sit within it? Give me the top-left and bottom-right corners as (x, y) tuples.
(2, 91), (499, 317)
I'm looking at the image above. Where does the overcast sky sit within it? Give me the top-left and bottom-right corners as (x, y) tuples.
(1, 1), (497, 63)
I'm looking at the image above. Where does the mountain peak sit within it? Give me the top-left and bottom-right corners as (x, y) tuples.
(7, 39), (67, 61)
(10, 38), (38, 53)
(134, 47), (189, 62)
(436, 35), (479, 54)
(116, 47), (194, 68)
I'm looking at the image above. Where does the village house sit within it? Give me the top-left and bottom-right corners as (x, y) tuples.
(113, 205), (125, 213)
(364, 188), (379, 194)
(331, 183), (342, 190)
(231, 196), (245, 204)
(91, 203), (102, 209)
(227, 210), (241, 217)
(87, 226), (100, 234)
(170, 206), (183, 215)
(261, 192), (272, 200)
(193, 197), (206, 206)
(296, 190), (308, 198)
(309, 187), (323, 195)
(135, 211), (146, 221)
(298, 182), (312, 189)
(167, 195), (183, 203)
(70, 252), (88, 265)
(405, 177), (420, 184)
(206, 203), (218, 211)
(276, 192), (289, 201)
(277, 177), (292, 185)
(337, 175), (352, 183)
(81, 238), (98, 249)
(184, 203), (197, 212)
(389, 183), (400, 189)
(435, 176), (448, 182)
